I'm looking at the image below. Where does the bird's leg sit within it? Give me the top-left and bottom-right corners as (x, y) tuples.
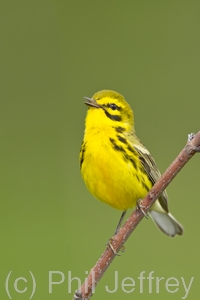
(106, 210), (127, 255)
(114, 210), (127, 235)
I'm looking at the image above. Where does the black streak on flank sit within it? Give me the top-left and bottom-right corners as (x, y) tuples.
(80, 143), (86, 168)
(109, 138), (125, 153)
(117, 135), (127, 144)
(115, 126), (125, 133)
(129, 157), (138, 170)
(136, 174), (140, 182)
(127, 144), (138, 156)
(141, 180), (150, 192)
(110, 138), (138, 171)
(104, 110), (122, 122)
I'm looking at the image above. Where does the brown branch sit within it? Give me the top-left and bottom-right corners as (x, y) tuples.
(73, 132), (200, 300)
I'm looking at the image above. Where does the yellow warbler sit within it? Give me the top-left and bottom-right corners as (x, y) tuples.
(80, 90), (183, 237)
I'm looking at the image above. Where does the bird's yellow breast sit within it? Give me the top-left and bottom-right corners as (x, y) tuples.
(80, 127), (152, 210)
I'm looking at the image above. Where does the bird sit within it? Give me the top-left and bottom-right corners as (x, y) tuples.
(80, 90), (183, 237)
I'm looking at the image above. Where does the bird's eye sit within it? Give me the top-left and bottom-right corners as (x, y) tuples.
(109, 103), (118, 110)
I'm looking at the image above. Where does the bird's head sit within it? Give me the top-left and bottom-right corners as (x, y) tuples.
(84, 90), (134, 131)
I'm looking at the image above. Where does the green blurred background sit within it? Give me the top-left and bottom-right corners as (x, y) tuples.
(1, 1), (200, 299)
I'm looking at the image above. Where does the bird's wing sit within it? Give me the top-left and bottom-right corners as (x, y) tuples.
(133, 138), (169, 213)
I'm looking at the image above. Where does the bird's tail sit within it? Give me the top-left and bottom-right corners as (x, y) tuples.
(149, 210), (183, 237)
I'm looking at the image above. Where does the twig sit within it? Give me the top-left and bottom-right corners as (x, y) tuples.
(73, 132), (200, 300)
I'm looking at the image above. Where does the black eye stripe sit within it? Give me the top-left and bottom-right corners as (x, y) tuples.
(103, 103), (121, 111)
(110, 103), (118, 110)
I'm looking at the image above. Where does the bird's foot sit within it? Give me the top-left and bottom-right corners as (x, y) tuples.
(137, 199), (149, 219)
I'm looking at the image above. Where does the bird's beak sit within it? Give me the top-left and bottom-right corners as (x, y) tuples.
(84, 97), (102, 108)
